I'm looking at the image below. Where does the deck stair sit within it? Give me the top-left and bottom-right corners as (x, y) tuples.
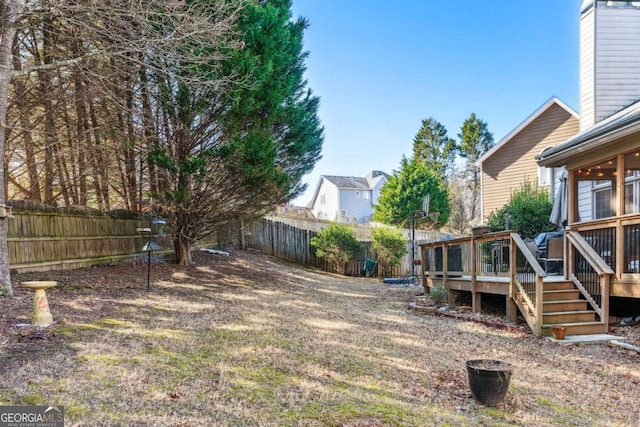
(521, 279), (608, 337)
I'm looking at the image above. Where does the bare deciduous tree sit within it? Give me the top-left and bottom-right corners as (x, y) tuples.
(0, 0), (244, 293)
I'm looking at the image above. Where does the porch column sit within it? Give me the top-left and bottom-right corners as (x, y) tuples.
(616, 154), (625, 280)
(568, 169), (576, 225)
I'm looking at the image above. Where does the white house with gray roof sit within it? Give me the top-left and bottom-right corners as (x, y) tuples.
(308, 171), (389, 223)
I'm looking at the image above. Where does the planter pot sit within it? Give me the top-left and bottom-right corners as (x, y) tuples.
(466, 359), (512, 406)
(551, 325), (567, 340)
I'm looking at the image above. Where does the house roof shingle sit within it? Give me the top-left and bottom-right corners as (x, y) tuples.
(322, 176), (370, 189)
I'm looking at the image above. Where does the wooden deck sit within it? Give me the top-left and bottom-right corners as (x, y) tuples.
(419, 231), (611, 337)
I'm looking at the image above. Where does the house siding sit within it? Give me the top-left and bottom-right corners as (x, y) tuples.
(580, 4), (596, 130)
(340, 189), (374, 223)
(595, 8), (640, 124)
(311, 178), (340, 221)
(481, 104), (579, 222)
(580, 5), (640, 130)
(577, 180), (594, 222)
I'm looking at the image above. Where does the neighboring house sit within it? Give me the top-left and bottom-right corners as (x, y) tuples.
(537, 0), (640, 298)
(475, 97), (579, 223)
(308, 171), (389, 223)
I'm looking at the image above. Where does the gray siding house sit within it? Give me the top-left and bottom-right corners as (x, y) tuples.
(308, 171), (389, 223)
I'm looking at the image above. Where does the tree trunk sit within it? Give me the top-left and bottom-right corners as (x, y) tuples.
(140, 65), (158, 196)
(11, 40), (41, 202)
(89, 99), (109, 210)
(174, 235), (193, 265)
(41, 14), (56, 205)
(0, 0), (23, 296)
(173, 207), (193, 265)
(71, 39), (89, 206)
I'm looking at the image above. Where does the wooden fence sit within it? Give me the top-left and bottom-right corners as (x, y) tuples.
(1, 205), (445, 277)
(5, 208), (169, 273)
(266, 213), (439, 241)
(245, 218), (442, 277)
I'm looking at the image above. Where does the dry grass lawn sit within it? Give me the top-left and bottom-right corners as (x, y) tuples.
(1, 250), (640, 426)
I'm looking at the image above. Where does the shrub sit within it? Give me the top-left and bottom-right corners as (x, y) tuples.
(310, 222), (363, 274)
(487, 180), (556, 239)
(430, 286), (449, 306)
(371, 226), (407, 277)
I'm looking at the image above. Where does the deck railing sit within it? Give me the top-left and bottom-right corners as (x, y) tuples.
(422, 231), (514, 280)
(420, 225), (620, 336)
(510, 233), (547, 335)
(571, 214), (640, 280)
(420, 231), (546, 335)
(565, 230), (614, 322)
(624, 222), (640, 274)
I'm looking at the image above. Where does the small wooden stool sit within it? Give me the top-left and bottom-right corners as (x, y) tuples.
(20, 281), (57, 325)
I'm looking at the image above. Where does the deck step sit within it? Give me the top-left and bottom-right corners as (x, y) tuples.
(541, 321), (608, 337)
(543, 299), (588, 312)
(543, 310), (597, 323)
(543, 289), (580, 301)
(543, 281), (575, 291)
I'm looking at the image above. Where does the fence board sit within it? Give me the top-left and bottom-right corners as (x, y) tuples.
(5, 210), (168, 273)
(246, 218), (443, 278)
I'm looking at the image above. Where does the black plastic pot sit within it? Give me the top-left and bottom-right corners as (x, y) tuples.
(466, 359), (513, 406)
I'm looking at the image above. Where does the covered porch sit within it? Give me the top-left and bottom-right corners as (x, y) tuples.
(537, 100), (640, 299)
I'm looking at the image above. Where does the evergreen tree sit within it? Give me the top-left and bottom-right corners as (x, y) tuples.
(458, 113), (494, 224)
(150, 0), (324, 264)
(223, 0), (323, 201)
(373, 156), (449, 229)
(412, 117), (457, 181)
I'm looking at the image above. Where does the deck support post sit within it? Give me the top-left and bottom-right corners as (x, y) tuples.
(471, 238), (479, 313)
(472, 291), (481, 313)
(506, 296), (517, 323)
(507, 236), (517, 323)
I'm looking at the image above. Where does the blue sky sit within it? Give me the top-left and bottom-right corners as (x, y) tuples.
(290, 0), (583, 205)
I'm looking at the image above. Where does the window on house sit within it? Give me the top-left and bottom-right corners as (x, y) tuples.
(577, 157), (617, 220)
(320, 195), (326, 205)
(538, 166), (552, 187)
(594, 187), (613, 219)
(355, 191), (360, 199)
(341, 210), (348, 221)
(625, 182), (635, 214)
(363, 191), (370, 200)
(624, 152), (640, 214)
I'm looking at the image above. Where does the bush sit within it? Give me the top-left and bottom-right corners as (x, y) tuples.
(487, 180), (556, 239)
(430, 286), (449, 306)
(371, 226), (407, 277)
(310, 222), (363, 274)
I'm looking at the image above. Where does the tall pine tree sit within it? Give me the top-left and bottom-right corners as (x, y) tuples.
(458, 113), (494, 225)
(149, 0), (324, 264)
(412, 117), (457, 182)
